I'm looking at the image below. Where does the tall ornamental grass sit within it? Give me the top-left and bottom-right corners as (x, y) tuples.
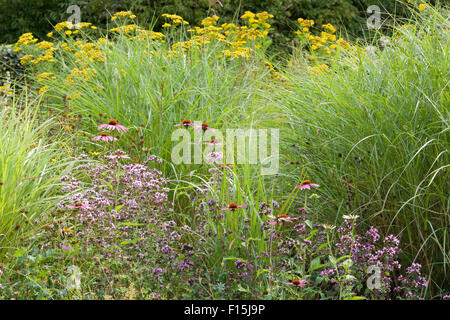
(0, 94), (65, 260)
(275, 6), (449, 295)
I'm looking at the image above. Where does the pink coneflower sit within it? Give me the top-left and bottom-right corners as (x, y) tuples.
(295, 180), (320, 190)
(195, 122), (216, 132)
(93, 132), (117, 142)
(204, 138), (222, 146)
(106, 152), (130, 159)
(287, 279), (308, 288)
(174, 119), (194, 128)
(98, 119), (128, 133)
(60, 244), (70, 250)
(267, 214), (298, 225)
(67, 201), (91, 210)
(221, 202), (247, 211)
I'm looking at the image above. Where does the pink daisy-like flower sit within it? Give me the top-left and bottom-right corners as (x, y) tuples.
(93, 132), (117, 142)
(195, 122), (216, 133)
(106, 152), (130, 160)
(60, 244), (70, 250)
(67, 201), (91, 210)
(267, 214), (299, 225)
(287, 279), (308, 288)
(221, 202), (247, 211)
(295, 180), (320, 190)
(98, 119), (128, 133)
(174, 119), (194, 128)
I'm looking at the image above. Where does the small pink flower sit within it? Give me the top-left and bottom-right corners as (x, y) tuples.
(295, 180), (320, 190)
(267, 214), (298, 225)
(67, 201), (91, 210)
(221, 202), (247, 211)
(106, 152), (130, 160)
(60, 244), (70, 250)
(98, 119), (128, 133)
(208, 163), (233, 173)
(287, 279), (308, 288)
(174, 119), (194, 128)
(195, 122), (216, 132)
(93, 132), (117, 142)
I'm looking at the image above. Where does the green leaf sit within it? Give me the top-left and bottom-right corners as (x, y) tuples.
(256, 268), (269, 278)
(313, 243), (328, 255)
(119, 238), (144, 245)
(117, 222), (144, 227)
(223, 257), (247, 263)
(329, 255), (337, 266)
(114, 204), (125, 212)
(14, 248), (27, 257)
(346, 295), (366, 300)
(237, 284), (250, 293)
(310, 257), (321, 271)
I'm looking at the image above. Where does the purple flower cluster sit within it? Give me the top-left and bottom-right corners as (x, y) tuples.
(320, 221), (428, 299)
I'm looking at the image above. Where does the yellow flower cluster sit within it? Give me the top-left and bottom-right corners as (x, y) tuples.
(166, 11), (272, 59)
(241, 11), (272, 32)
(111, 11), (136, 21)
(20, 54), (34, 65)
(37, 72), (56, 82)
(74, 22), (93, 29)
(309, 64), (330, 74)
(134, 30), (165, 41)
(31, 48), (57, 64)
(296, 19), (356, 56)
(0, 83), (11, 93)
(322, 24), (336, 33)
(38, 86), (49, 95)
(110, 24), (140, 34)
(201, 15), (219, 27)
(73, 42), (105, 64)
(35, 41), (54, 50)
(54, 21), (73, 32)
(71, 67), (97, 81)
(162, 13), (189, 25)
(298, 18), (314, 27)
(14, 33), (38, 51)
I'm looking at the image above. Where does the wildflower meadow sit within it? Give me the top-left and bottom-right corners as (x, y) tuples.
(0, 0), (448, 302)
